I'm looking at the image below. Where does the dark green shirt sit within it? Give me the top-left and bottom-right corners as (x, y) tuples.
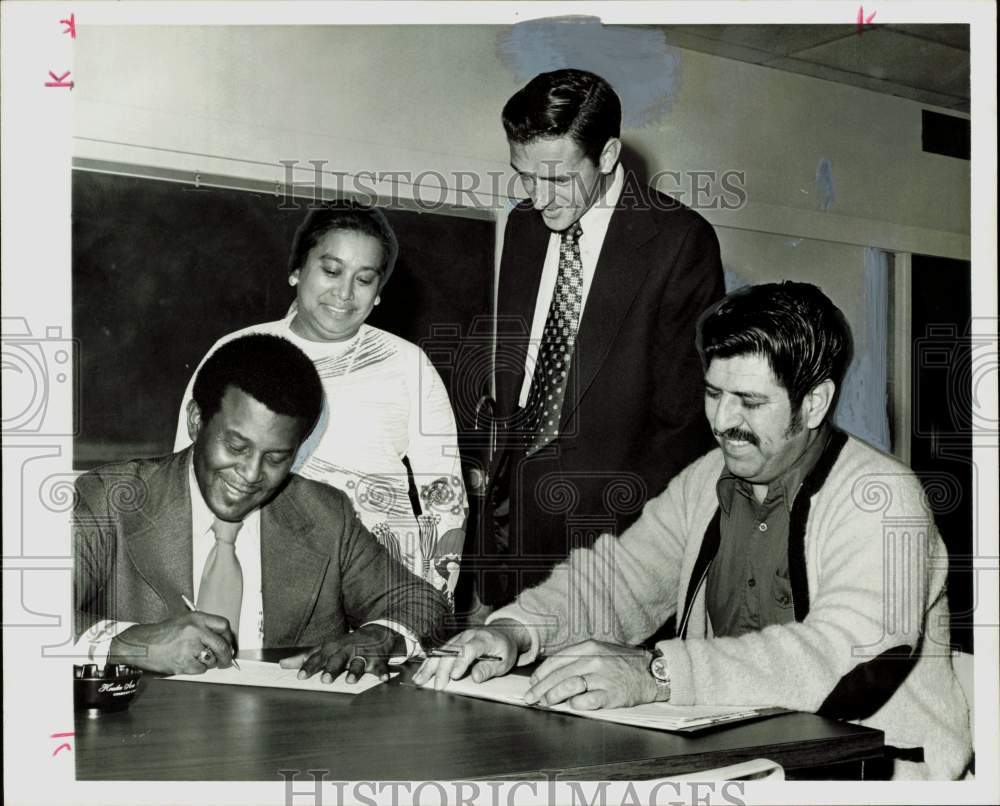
(706, 425), (832, 638)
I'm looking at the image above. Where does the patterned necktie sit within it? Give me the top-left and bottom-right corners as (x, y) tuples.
(197, 518), (244, 633)
(523, 223), (584, 455)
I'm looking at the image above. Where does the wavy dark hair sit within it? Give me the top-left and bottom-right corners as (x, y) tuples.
(502, 68), (621, 164)
(696, 282), (853, 410)
(287, 201), (399, 290)
(192, 334), (323, 437)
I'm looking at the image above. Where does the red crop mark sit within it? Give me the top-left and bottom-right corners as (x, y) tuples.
(856, 6), (877, 34)
(44, 70), (74, 89)
(61, 13), (76, 39)
(51, 731), (74, 757)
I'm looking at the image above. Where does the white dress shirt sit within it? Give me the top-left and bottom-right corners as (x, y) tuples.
(517, 163), (626, 407)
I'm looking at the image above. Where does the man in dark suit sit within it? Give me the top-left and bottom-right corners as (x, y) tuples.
(476, 68), (725, 609)
(74, 334), (446, 681)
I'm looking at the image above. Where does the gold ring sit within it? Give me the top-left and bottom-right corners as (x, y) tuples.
(197, 647), (215, 665)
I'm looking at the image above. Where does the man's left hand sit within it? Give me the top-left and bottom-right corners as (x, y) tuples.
(524, 640), (660, 710)
(279, 624), (399, 684)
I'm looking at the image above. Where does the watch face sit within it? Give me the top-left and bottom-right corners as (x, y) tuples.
(650, 657), (670, 683)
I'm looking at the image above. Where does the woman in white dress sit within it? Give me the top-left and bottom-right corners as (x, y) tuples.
(175, 203), (466, 603)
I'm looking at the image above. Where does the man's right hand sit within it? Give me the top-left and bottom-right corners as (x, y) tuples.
(109, 612), (236, 675)
(412, 620), (531, 690)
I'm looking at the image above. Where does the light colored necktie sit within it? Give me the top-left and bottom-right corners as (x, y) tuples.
(523, 223), (584, 455)
(197, 518), (244, 633)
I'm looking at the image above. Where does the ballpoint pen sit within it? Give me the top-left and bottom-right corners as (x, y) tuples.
(181, 594), (241, 670)
(428, 648), (504, 662)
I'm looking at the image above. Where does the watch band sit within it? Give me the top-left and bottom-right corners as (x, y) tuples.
(649, 647), (671, 696)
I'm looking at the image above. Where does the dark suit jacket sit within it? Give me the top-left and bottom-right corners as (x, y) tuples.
(480, 175), (725, 606)
(73, 449), (447, 647)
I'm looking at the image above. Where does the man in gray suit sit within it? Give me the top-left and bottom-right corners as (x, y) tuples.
(74, 334), (446, 682)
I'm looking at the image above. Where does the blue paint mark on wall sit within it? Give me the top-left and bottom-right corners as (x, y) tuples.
(723, 268), (749, 293)
(833, 248), (890, 453)
(815, 158), (836, 212)
(496, 17), (682, 127)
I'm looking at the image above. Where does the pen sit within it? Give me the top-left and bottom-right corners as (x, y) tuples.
(182, 594), (241, 670)
(428, 648), (504, 662)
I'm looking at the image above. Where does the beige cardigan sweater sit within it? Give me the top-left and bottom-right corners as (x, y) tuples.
(493, 434), (972, 779)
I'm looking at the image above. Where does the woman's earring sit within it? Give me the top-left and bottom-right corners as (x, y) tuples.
(374, 296), (381, 305)
(289, 276), (298, 286)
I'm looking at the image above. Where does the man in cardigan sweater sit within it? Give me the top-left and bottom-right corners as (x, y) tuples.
(416, 282), (972, 779)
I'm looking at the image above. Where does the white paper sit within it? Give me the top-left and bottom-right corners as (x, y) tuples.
(163, 659), (393, 694)
(420, 674), (773, 730)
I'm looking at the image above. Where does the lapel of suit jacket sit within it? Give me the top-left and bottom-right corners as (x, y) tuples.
(120, 449), (195, 616)
(260, 480), (331, 647)
(496, 205), (550, 417)
(561, 182), (659, 426)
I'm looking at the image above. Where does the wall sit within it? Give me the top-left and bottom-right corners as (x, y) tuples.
(73, 25), (969, 255)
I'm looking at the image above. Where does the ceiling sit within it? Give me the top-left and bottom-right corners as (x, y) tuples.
(658, 24), (970, 113)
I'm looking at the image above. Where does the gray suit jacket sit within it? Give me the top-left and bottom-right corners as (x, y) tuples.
(73, 448), (447, 647)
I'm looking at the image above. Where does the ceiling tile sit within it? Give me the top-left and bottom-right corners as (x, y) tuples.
(658, 27), (776, 64)
(791, 28), (969, 100)
(761, 55), (969, 109)
(883, 24), (970, 51)
(656, 24), (971, 109)
(660, 25), (856, 56)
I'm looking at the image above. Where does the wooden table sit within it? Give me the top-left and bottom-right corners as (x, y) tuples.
(75, 657), (884, 781)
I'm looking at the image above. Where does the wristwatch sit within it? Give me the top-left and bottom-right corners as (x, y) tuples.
(649, 648), (671, 699)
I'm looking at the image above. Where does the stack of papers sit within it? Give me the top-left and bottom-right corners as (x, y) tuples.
(552, 701), (770, 732)
(419, 674), (784, 733)
(163, 659), (393, 694)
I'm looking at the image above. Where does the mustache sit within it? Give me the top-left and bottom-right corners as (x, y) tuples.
(714, 428), (759, 447)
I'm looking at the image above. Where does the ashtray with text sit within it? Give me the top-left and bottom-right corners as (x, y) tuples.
(74, 664), (144, 716)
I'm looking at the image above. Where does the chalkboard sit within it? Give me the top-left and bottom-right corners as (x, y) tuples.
(72, 169), (495, 468)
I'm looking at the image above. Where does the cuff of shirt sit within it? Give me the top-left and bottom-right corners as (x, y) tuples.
(484, 607), (541, 666)
(362, 619), (422, 665)
(74, 620), (137, 668)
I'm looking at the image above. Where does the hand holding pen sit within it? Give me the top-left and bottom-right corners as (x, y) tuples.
(427, 648), (504, 662)
(181, 595), (241, 670)
(106, 607), (238, 676)
(413, 623), (530, 690)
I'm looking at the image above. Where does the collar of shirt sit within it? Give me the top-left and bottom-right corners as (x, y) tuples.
(574, 161), (625, 255)
(716, 423), (833, 516)
(188, 458), (262, 541)
(188, 457), (264, 650)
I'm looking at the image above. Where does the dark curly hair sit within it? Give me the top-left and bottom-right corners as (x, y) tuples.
(697, 282), (854, 410)
(192, 334), (323, 437)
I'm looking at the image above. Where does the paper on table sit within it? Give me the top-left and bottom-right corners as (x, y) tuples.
(163, 659), (394, 694)
(420, 674), (783, 732)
